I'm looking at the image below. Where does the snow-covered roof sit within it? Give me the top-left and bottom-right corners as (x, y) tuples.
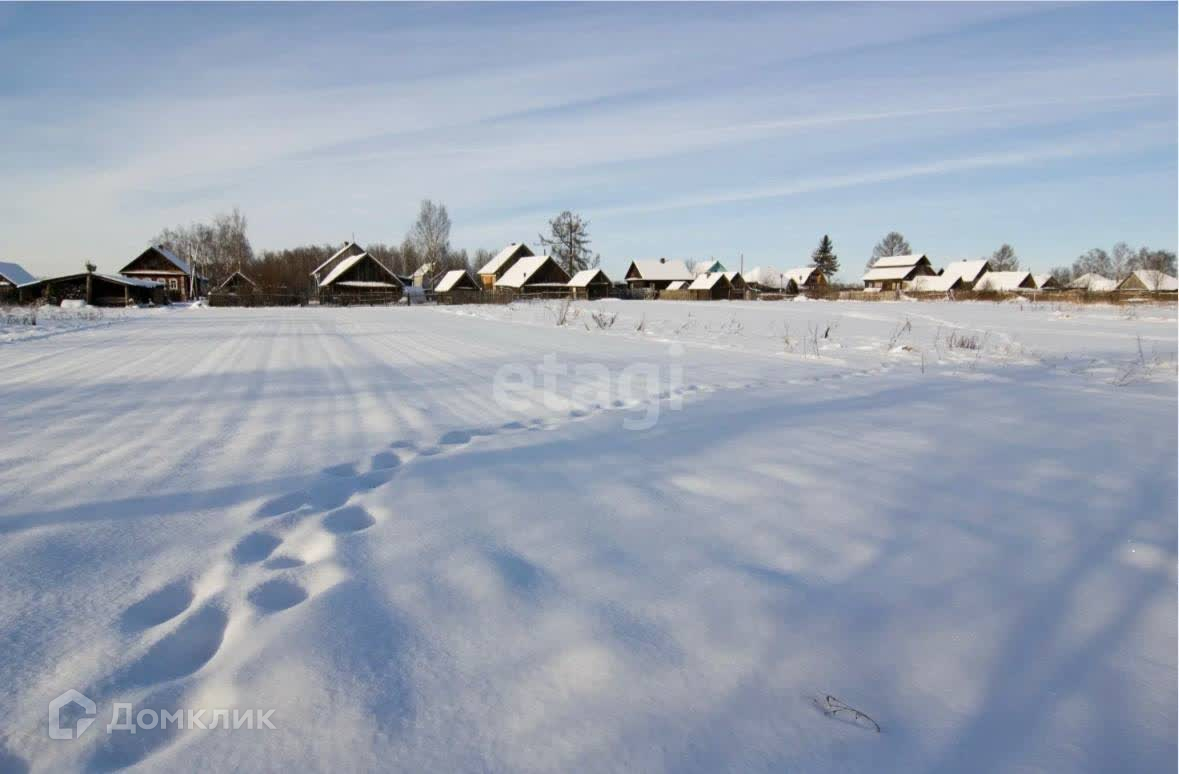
(691, 260), (725, 275)
(1066, 273), (1116, 292)
(477, 242), (533, 276)
(215, 270), (258, 291)
(319, 252), (400, 288)
(743, 266), (784, 288)
(0, 261), (37, 286)
(688, 272), (728, 290)
(783, 267), (819, 286)
(336, 280), (400, 288)
(568, 269), (610, 288)
(96, 273), (162, 288)
(496, 255), (562, 289)
(311, 241), (364, 276)
(1120, 269), (1178, 291)
(722, 271), (744, 284)
(870, 254), (928, 269)
(974, 271), (1034, 291)
(627, 259), (693, 282)
(1031, 274), (1057, 289)
(412, 262), (437, 278)
(863, 265), (918, 282)
(940, 259), (990, 285)
(153, 245), (191, 275)
(904, 274), (959, 292)
(434, 270), (477, 293)
(665, 280), (688, 291)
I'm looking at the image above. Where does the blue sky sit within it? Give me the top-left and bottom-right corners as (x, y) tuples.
(1, 2), (1175, 279)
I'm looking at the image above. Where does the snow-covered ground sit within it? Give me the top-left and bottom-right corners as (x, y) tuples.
(0, 299), (1174, 772)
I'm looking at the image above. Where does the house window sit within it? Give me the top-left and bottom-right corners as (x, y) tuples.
(168, 278), (178, 290)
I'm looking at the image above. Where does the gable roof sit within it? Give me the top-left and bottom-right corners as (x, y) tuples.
(627, 259), (693, 282)
(568, 268), (611, 287)
(1066, 273), (1117, 292)
(477, 242), (534, 276)
(744, 266), (785, 289)
(940, 259), (991, 285)
(495, 255), (568, 288)
(319, 252), (401, 287)
(215, 270), (258, 291)
(722, 271), (744, 284)
(974, 271), (1035, 291)
(783, 266), (820, 286)
(688, 272), (729, 290)
(863, 265), (920, 282)
(871, 253), (929, 269)
(311, 241), (365, 276)
(691, 260), (725, 275)
(1119, 269), (1178, 291)
(904, 274), (961, 292)
(0, 261), (37, 286)
(121, 245), (192, 275)
(434, 269), (478, 293)
(664, 280), (688, 291)
(1031, 274), (1057, 289)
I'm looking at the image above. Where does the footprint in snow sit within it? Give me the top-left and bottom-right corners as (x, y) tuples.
(370, 450), (401, 470)
(256, 491), (306, 519)
(247, 579), (309, 613)
(438, 429), (473, 446)
(231, 531), (282, 565)
(120, 579), (194, 633)
(113, 603), (229, 688)
(323, 505), (377, 534)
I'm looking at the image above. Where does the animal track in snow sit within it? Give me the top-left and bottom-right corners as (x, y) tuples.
(323, 505), (377, 535)
(370, 451), (401, 470)
(115, 603), (229, 688)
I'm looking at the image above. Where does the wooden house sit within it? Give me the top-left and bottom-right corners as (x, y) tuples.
(433, 269), (481, 303)
(1066, 273), (1117, 292)
(722, 271), (747, 299)
(412, 263), (438, 289)
(939, 259), (991, 289)
(310, 241), (366, 292)
(903, 274), (964, 293)
(119, 245), (207, 301)
(1031, 274), (1060, 290)
(783, 267), (827, 291)
(31, 271), (165, 306)
(687, 272), (732, 300)
(624, 259), (694, 291)
(318, 251), (404, 304)
(0, 261), (37, 303)
(215, 270), (259, 295)
(568, 268), (613, 300)
(494, 255), (571, 294)
(477, 243), (534, 290)
(1117, 270), (1178, 292)
(973, 271), (1037, 292)
(861, 254), (936, 290)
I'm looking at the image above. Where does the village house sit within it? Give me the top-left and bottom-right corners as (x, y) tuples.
(568, 268), (613, 300)
(433, 269), (481, 303)
(318, 251), (404, 304)
(743, 267), (787, 292)
(723, 271), (747, 299)
(861, 254), (937, 290)
(1117, 269), (1178, 292)
(1032, 274), (1060, 290)
(687, 271), (732, 300)
(215, 270), (259, 295)
(412, 263), (438, 290)
(494, 255), (571, 294)
(1066, 273), (1117, 292)
(0, 261), (37, 303)
(973, 271), (1037, 292)
(624, 258), (694, 291)
(903, 274), (965, 293)
(783, 266), (827, 291)
(477, 243), (534, 290)
(119, 245), (207, 301)
(310, 241), (366, 295)
(939, 259), (991, 289)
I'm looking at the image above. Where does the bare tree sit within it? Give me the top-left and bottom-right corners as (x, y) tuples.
(1128, 247), (1177, 275)
(538, 210), (600, 274)
(1072, 247), (1113, 278)
(867, 231), (911, 268)
(1110, 241), (1135, 279)
(989, 243), (1019, 271)
(408, 200), (451, 266)
(1049, 265), (1073, 286)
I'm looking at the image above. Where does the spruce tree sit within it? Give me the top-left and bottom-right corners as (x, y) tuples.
(811, 235), (839, 277)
